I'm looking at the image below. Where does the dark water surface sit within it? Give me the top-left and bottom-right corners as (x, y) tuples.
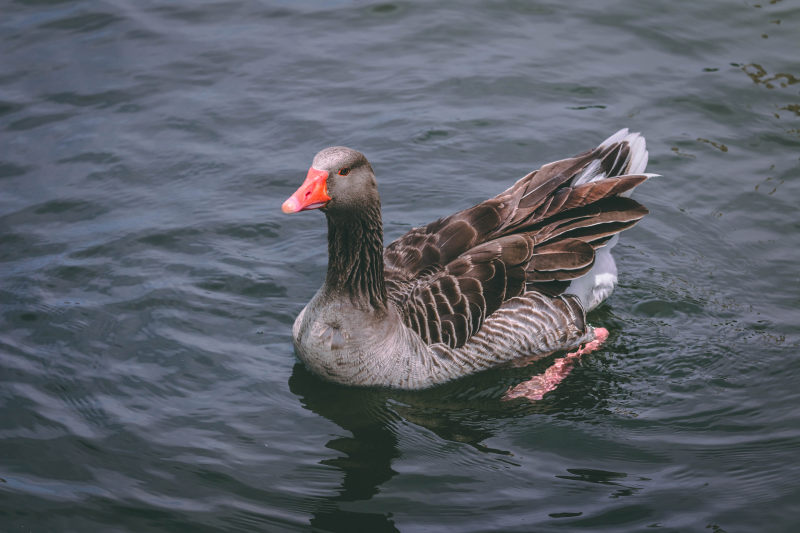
(2, 1), (800, 531)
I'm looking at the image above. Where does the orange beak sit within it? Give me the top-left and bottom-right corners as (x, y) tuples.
(282, 167), (331, 213)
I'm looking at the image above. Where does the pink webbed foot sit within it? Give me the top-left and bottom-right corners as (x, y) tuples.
(502, 327), (609, 402)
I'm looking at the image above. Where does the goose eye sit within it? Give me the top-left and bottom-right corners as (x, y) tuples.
(338, 167), (350, 176)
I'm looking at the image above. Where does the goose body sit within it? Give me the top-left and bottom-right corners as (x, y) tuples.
(283, 129), (654, 389)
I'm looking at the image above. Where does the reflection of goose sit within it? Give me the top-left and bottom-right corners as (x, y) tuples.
(287, 366), (400, 531)
(283, 129), (654, 392)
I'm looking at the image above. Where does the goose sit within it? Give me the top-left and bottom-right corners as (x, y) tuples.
(282, 129), (654, 399)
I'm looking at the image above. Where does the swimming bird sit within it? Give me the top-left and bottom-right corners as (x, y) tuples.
(282, 129), (654, 397)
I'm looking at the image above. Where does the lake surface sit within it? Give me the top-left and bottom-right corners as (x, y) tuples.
(2, 1), (799, 531)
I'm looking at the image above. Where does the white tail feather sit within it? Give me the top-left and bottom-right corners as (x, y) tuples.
(567, 129), (650, 310)
(572, 128), (649, 191)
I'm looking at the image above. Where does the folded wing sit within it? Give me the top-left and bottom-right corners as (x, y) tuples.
(385, 132), (653, 347)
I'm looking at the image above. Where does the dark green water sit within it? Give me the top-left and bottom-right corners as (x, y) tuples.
(2, 1), (799, 531)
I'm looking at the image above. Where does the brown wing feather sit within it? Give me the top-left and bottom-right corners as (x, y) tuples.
(384, 137), (653, 347)
(384, 199), (510, 282)
(532, 196), (649, 247)
(391, 235), (533, 348)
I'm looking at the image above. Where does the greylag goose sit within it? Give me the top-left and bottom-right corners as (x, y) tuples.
(282, 129), (654, 397)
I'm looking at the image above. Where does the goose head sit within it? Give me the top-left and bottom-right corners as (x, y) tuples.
(282, 147), (378, 215)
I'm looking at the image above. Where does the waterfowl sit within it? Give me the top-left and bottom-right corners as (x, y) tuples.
(282, 129), (654, 394)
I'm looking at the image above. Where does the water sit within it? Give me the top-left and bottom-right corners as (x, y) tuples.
(2, 1), (799, 531)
